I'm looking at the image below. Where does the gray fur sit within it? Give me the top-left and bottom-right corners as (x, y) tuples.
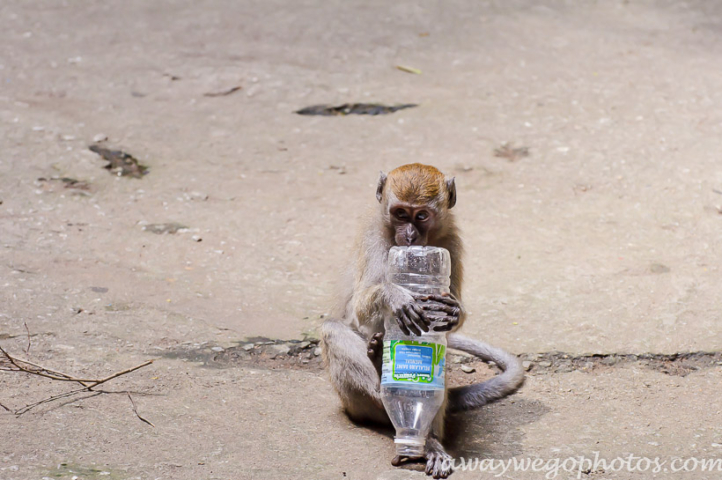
(376, 171), (388, 203)
(446, 177), (456, 209)
(447, 333), (525, 412)
(320, 319), (389, 424)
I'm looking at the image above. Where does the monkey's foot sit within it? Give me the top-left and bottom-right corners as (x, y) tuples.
(367, 332), (384, 373)
(391, 451), (453, 479)
(425, 449), (453, 479)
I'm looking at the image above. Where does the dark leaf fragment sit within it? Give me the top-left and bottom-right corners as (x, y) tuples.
(494, 143), (530, 162)
(295, 103), (417, 116)
(142, 223), (188, 235)
(204, 86), (242, 97)
(37, 177), (91, 191)
(89, 145), (149, 178)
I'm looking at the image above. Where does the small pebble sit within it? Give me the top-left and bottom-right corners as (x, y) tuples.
(211, 346), (224, 352)
(299, 341), (310, 349)
(460, 365), (475, 374)
(269, 344), (290, 357)
(93, 133), (108, 143)
(189, 191), (208, 200)
(522, 360), (532, 371)
(538, 360), (552, 368)
(191, 235), (202, 242)
(313, 347), (322, 356)
(242, 343), (254, 351)
(650, 263), (670, 274)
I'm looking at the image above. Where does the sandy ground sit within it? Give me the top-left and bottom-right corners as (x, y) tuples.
(2, 1), (722, 479)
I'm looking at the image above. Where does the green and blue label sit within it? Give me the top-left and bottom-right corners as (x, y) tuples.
(381, 340), (445, 387)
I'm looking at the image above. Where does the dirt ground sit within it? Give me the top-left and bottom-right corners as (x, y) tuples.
(2, 1), (722, 479)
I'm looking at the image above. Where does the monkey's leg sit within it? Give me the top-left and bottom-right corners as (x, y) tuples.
(320, 320), (389, 424)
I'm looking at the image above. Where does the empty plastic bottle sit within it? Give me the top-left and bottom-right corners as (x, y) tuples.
(381, 246), (451, 458)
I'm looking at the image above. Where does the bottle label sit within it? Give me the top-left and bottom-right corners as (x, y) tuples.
(381, 340), (445, 387)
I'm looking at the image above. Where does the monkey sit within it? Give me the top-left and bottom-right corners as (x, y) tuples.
(320, 163), (525, 479)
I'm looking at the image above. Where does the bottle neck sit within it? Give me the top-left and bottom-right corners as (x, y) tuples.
(394, 432), (426, 458)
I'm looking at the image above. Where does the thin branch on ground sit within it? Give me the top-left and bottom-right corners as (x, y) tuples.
(0, 345), (154, 416)
(14, 385), (98, 415)
(0, 346), (92, 386)
(43, 391), (103, 413)
(88, 360), (154, 389)
(23, 322), (30, 355)
(127, 392), (155, 427)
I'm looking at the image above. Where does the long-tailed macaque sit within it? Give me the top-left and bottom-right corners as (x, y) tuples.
(321, 163), (524, 478)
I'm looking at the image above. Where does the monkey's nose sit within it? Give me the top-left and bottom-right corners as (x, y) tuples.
(404, 229), (418, 245)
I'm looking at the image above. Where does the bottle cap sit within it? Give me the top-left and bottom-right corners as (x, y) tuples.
(394, 434), (426, 457)
(394, 436), (425, 446)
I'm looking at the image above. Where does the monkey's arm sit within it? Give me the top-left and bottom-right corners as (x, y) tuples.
(353, 283), (431, 336)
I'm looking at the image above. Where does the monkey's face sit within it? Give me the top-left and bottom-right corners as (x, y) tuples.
(389, 203), (438, 246)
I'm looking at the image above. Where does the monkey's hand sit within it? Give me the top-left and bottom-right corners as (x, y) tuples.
(418, 293), (463, 332)
(367, 332), (384, 377)
(387, 285), (430, 336)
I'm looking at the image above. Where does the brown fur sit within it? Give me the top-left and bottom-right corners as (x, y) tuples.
(387, 163), (445, 205)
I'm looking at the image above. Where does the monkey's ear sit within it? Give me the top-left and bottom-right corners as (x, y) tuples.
(376, 171), (387, 203)
(446, 177), (457, 208)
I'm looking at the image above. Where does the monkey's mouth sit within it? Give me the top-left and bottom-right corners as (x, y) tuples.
(396, 237), (427, 247)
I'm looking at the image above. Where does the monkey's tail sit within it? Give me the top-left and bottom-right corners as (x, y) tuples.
(446, 333), (525, 412)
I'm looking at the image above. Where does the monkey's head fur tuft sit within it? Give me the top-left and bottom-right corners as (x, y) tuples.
(390, 164), (452, 205)
(378, 163), (456, 208)
(376, 163), (457, 246)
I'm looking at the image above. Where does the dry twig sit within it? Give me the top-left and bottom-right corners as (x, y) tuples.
(15, 386), (97, 415)
(127, 392), (155, 427)
(0, 345), (154, 416)
(23, 322), (30, 355)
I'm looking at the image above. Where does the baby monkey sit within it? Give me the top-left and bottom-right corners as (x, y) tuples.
(321, 163), (524, 478)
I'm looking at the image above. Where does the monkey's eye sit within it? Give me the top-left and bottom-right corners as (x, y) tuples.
(395, 210), (409, 220)
(416, 211), (429, 221)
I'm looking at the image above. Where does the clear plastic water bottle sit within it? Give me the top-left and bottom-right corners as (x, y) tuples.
(381, 246), (451, 458)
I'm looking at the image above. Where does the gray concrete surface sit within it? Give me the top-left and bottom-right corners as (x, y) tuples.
(1, 1), (722, 479)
